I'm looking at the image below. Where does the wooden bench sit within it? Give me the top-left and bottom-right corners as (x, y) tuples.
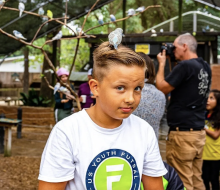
(4, 97), (21, 106)
(0, 118), (21, 157)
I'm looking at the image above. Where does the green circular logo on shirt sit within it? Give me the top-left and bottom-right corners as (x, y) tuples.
(86, 149), (140, 190)
(94, 158), (132, 190)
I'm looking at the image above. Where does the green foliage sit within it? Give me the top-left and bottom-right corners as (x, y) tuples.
(60, 27), (90, 71)
(20, 88), (51, 107)
(5, 0), (220, 68)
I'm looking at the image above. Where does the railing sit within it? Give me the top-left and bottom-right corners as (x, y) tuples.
(0, 88), (40, 105)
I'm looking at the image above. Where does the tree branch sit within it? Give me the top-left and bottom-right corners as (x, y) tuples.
(31, 17), (68, 44)
(68, 38), (80, 80)
(65, 0), (68, 25)
(85, 5), (161, 34)
(41, 35), (96, 48)
(80, 0), (100, 36)
(0, 28), (41, 49)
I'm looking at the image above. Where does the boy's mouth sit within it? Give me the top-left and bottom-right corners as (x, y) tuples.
(120, 107), (133, 113)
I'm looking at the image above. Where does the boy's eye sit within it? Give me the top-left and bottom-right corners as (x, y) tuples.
(117, 86), (125, 91)
(135, 86), (142, 91)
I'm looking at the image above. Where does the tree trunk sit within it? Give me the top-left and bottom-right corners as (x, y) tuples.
(40, 35), (54, 99)
(40, 32), (58, 104)
(23, 47), (29, 94)
(136, 0), (148, 30)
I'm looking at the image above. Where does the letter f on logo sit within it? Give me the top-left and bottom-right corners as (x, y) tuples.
(106, 164), (124, 190)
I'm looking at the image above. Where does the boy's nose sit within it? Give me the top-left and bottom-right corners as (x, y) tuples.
(124, 92), (134, 104)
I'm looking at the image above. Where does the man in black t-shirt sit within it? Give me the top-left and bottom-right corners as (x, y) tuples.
(156, 33), (211, 190)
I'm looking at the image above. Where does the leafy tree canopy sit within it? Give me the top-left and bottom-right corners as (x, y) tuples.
(2, 0), (220, 69)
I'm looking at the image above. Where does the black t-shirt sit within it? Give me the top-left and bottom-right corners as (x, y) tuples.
(165, 57), (211, 129)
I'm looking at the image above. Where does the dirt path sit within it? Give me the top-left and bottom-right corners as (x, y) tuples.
(0, 127), (51, 190)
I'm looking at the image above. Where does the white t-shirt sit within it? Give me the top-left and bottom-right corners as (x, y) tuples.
(38, 109), (167, 190)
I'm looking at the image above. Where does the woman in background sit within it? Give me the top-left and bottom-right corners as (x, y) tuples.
(133, 52), (166, 139)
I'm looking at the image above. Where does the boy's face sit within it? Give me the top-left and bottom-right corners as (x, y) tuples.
(90, 64), (145, 122)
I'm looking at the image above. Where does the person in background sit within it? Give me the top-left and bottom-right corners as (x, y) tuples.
(202, 89), (220, 190)
(54, 68), (75, 122)
(156, 33), (211, 190)
(78, 68), (96, 109)
(133, 52), (166, 139)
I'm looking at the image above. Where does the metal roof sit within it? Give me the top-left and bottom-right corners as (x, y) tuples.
(0, 0), (113, 56)
(143, 11), (220, 33)
(194, 0), (220, 10)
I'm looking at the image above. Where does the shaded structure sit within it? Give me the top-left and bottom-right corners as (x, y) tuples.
(85, 32), (219, 66)
(194, 0), (220, 10)
(143, 11), (220, 33)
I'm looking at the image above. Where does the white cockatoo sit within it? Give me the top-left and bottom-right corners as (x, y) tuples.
(126, 9), (135, 16)
(151, 33), (157, 37)
(44, 69), (54, 73)
(76, 27), (89, 38)
(110, 14), (116, 22)
(13, 30), (27, 40)
(98, 15), (104, 25)
(52, 31), (62, 41)
(18, 2), (25, 17)
(0, 0), (5, 7)
(136, 6), (145, 12)
(38, 7), (44, 15)
(151, 29), (156, 33)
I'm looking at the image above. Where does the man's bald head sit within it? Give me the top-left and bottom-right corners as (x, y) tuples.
(176, 33), (197, 53)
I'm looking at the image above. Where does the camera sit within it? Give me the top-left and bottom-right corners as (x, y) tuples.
(161, 43), (175, 56)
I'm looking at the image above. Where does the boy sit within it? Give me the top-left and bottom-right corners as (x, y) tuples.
(38, 40), (167, 190)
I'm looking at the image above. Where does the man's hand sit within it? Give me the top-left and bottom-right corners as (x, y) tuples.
(157, 49), (166, 67)
(156, 49), (174, 95)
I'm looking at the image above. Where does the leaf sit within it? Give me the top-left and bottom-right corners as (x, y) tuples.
(20, 92), (28, 99)
(32, 98), (38, 105)
(42, 99), (51, 104)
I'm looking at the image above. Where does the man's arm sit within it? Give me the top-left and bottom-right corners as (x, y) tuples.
(156, 50), (174, 95)
(142, 175), (164, 190)
(38, 181), (67, 190)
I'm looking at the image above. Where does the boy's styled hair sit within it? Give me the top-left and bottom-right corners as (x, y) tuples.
(93, 41), (146, 81)
(137, 52), (155, 85)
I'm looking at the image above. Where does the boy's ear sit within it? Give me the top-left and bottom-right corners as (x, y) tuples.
(89, 79), (99, 97)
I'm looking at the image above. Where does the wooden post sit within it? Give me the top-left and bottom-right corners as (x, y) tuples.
(122, 0), (126, 34)
(178, 0), (183, 34)
(17, 107), (22, 139)
(23, 47), (29, 95)
(0, 114), (5, 154)
(4, 126), (11, 157)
